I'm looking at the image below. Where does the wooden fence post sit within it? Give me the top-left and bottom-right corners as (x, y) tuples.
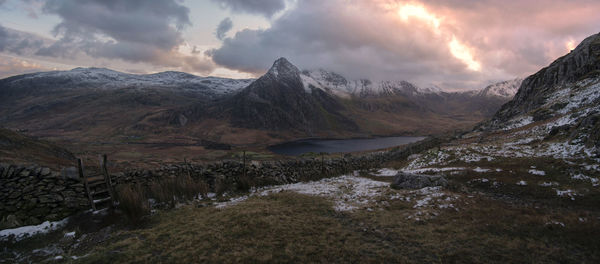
(242, 151), (247, 179)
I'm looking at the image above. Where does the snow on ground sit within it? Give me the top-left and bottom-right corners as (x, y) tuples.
(402, 167), (466, 174)
(539, 182), (559, 187)
(571, 173), (599, 186)
(473, 167), (490, 173)
(555, 189), (579, 200)
(373, 168), (399, 176)
(214, 172), (461, 217)
(516, 181), (528, 186)
(528, 169), (546, 176)
(502, 115), (533, 131)
(0, 218), (69, 242)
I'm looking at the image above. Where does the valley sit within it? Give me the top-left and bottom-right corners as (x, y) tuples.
(0, 7), (599, 263)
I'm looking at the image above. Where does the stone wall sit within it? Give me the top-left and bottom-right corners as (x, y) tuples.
(0, 164), (89, 228)
(0, 136), (443, 228)
(115, 137), (443, 192)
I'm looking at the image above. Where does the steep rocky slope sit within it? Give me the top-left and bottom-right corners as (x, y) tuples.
(478, 32), (600, 151)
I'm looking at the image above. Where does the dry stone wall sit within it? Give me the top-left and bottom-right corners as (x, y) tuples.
(0, 136), (442, 228)
(0, 164), (89, 228)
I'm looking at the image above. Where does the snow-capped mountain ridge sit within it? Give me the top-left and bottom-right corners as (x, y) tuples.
(7, 67), (254, 96)
(300, 69), (442, 98)
(477, 78), (523, 98)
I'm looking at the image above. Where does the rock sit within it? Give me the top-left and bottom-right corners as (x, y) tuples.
(19, 170), (30, 177)
(39, 194), (64, 203)
(40, 167), (51, 176)
(391, 172), (448, 189)
(27, 216), (41, 225)
(61, 167), (79, 180)
(4, 214), (20, 228)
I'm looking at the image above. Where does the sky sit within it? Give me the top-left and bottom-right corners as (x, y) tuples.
(0, 0), (599, 90)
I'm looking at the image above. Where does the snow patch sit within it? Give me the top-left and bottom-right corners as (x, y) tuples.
(473, 167), (490, 173)
(516, 180), (527, 186)
(528, 169), (546, 176)
(0, 218), (69, 241)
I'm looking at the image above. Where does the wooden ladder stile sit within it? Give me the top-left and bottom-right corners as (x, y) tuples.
(100, 154), (116, 208)
(78, 158), (96, 211)
(78, 155), (117, 211)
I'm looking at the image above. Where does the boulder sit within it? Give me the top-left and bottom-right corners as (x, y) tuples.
(391, 172), (448, 189)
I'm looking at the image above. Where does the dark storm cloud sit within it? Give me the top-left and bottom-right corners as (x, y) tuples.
(211, 0), (286, 18)
(215, 17), (233, 40)
(207, 0), (600, 90)
(0, 24), (45, 55)
(34, 0), (213, 73)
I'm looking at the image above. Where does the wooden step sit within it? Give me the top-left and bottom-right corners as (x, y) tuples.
(93, 197), (112, 204)
(86, 175), (105, 183)
(88, 180), (107, 188)
(91, 189), (109, 197)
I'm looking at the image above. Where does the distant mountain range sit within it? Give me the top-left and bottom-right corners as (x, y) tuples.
(0, 57), (519, 148)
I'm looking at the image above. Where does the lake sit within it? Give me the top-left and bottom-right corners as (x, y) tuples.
(268, 136), (425, 156)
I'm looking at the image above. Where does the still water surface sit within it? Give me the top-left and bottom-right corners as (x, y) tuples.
(268, 136), (425, 156)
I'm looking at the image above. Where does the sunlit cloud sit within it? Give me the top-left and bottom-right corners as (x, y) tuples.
(449, 36), (481, 71)
(566, 38), (576, 51)
(398, 3), (440, 31)
(395, 2), (481, 72)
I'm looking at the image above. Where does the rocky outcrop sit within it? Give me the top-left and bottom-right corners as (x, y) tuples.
(488, 32), (600, 126)
(390, 172), (448, 189)
(0, 164), (89, 228)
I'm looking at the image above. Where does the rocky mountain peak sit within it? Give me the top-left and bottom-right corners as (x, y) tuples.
(267, 57), (301, 79)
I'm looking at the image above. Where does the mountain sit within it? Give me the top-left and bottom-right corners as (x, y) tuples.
(477, 78), (522, 98)
(0, 58), (519, 162)
(474, 32), (600, 152)
(174, 58), (517, 138)
(300, 69), (441, 98)
(220, 58), (358, 133)
(0, 67), (253, 101)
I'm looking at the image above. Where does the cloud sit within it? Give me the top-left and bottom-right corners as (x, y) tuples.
(34, 0), (214, 74)
(211, 0), (286, 17)
(0, 24), (46, 55)
(207, 0), (600, 90)
(215, 17), (233, 40)
(0, 56), (49, 78)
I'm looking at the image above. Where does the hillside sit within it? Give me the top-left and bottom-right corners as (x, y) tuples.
(0, 128), (75, 168)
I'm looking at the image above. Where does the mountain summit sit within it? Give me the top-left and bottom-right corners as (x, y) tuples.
(224, 58), (357, 133)
(267, 57), (301, 79)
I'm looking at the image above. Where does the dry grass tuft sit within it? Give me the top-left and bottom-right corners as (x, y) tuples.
(115, 184), (150, 224)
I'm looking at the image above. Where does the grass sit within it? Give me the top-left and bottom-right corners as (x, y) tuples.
(73, 190), (600, 263)
(114, 174), (210, 222)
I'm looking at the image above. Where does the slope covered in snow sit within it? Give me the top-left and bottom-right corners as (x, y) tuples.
(2, 67), (254, 98)
(300, 69), (441, 98)
(477, 78), (523, 98)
